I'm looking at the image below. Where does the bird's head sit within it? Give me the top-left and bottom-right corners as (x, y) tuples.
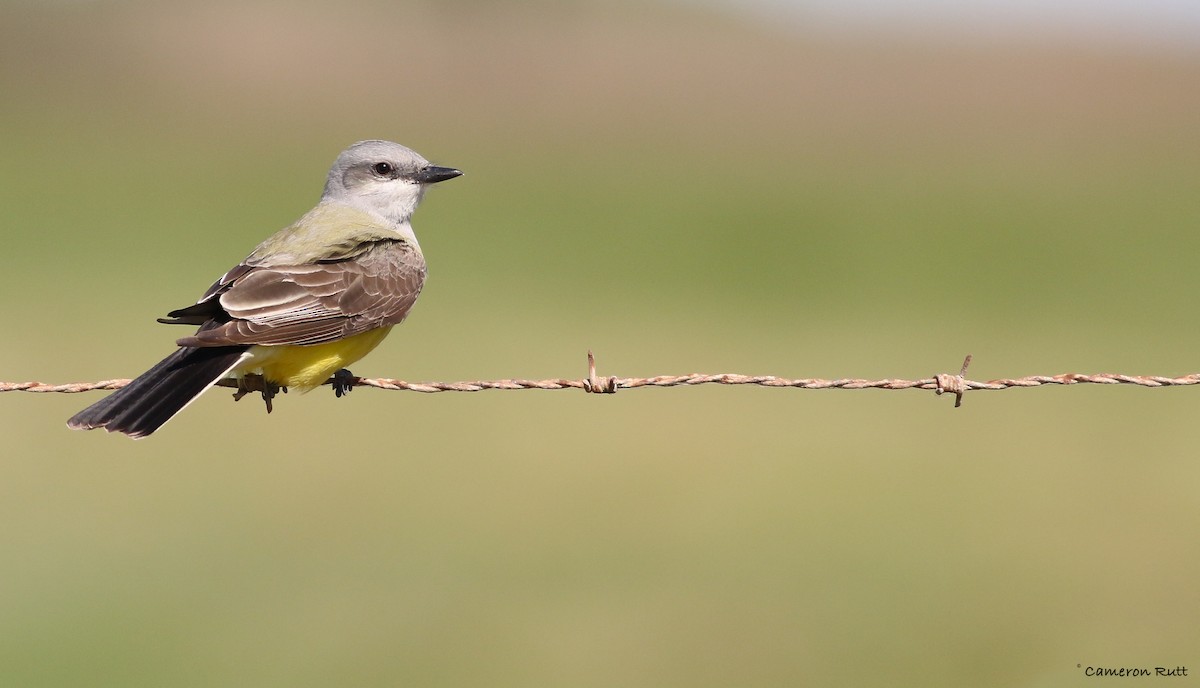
(323, 140), (462, 224)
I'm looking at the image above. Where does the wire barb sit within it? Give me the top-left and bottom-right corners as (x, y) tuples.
(934, 354), (972, 407)
(583, 350), (618, 394)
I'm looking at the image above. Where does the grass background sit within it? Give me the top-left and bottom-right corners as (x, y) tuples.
(1, 1), (1198, 686)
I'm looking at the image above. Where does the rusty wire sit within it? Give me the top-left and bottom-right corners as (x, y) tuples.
(3, 353), (1199, 407)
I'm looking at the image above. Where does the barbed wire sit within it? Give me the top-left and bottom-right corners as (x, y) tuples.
(3, 353), (1199, 408)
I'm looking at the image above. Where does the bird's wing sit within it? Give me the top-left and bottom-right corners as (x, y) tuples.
(156, 263), (257, 326)
(171, 239), (426, 347)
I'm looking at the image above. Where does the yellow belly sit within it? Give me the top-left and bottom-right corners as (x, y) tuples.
(233, 327), (393, 392)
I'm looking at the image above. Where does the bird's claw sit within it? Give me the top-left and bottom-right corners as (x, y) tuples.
(332, 369), (357, 398)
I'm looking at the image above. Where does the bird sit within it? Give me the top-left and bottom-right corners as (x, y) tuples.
(68, 140), (461, 438)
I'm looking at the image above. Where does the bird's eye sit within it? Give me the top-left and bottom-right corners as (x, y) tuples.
(372, 162), (393, 176)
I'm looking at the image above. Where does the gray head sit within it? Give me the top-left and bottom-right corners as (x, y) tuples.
(322, 140), (462, 223)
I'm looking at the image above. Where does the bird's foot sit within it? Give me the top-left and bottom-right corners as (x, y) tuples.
(232, 374), (258, 403)
(261, 380), (286, 414)
(230, 375), (285, 413)
(331, 368), (357, 398)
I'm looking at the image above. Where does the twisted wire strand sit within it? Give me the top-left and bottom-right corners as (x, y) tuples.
(3, 353), (1198, 406)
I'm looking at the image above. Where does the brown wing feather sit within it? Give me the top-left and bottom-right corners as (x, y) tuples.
(176, 240), (425, 348)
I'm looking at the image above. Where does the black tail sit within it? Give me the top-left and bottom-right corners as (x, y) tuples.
(67, 345), (249, 438)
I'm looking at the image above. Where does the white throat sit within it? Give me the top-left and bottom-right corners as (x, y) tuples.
(336, 181), (426, 245)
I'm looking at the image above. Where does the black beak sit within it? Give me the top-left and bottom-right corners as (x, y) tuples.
(413, 166), (463, 184)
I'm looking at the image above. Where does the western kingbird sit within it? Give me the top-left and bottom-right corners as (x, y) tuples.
(68, 140), (461, 438)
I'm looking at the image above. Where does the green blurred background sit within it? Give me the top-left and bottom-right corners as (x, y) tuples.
(2, 1), (1198, 685)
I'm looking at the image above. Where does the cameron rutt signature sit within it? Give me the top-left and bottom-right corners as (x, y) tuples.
(1079, 665), (1189, 677)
